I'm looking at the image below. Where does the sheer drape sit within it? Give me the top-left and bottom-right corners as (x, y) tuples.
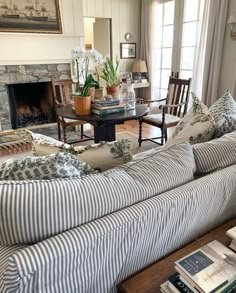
(140, 0), (160, 98)
(191, 0), (210, 98)
(232, 65), (236, 98)
(201, 0), (228, 107)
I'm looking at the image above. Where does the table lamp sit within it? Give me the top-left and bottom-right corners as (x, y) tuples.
(131, 60), (148, 82)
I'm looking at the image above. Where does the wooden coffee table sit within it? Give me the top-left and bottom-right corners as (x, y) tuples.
(117, 217), (236, 293)
(57, 104), (149, 143)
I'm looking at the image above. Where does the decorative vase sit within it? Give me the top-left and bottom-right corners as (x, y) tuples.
(106, 85), (120, 99)
(74, 96), (91, 115)
(119, 84), (136, 110)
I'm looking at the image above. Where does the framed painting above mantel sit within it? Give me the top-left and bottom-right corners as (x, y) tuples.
(0, 0), (62, 34)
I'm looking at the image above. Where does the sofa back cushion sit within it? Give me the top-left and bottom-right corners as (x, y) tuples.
(193, 131), (236, 175)
(0, 143), (195, 245)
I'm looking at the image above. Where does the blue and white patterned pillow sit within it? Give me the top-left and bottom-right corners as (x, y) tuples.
(209, 89), (236, 138)
(166, 94), (215, 146)
(0, 152), (95, 181)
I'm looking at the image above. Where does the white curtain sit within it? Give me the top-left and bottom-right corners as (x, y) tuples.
(232, 65), (236, 98)
(191, 0), (210, 98)
(201, 0), (228, 107)
(140, 0), (160, 98)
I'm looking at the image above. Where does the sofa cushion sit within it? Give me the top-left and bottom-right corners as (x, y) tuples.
(0, 244), (28, 292)
(0, 153), (95, 181)
(193, 131), (236, 175)
(0, 143), (195, 245)
(166, 94), (215, 147)
(209, 89), (236, 138)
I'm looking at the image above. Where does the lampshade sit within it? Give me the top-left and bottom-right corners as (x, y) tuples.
(228, 15), (236, 24)
(132, 60), (147, 72)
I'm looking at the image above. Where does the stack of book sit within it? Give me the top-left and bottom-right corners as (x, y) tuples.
(160, 240), (236, 293)
(226, 227), (236, 252)
(91, 99), (125, 116)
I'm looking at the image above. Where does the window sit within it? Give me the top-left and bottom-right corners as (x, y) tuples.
(153, 0), (204, 99)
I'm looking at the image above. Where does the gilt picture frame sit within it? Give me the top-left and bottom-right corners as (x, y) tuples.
(0, 0), (62, 34)
(120, 43), (136, 59)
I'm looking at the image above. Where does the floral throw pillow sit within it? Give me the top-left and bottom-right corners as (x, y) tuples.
(209, 89), (236, 138)
(0, 153), (95, 181)
(166, 94), (215, 147)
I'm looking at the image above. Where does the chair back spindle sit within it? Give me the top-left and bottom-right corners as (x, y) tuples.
(167, 77), (191, 117)
(52, 79), (74, 108)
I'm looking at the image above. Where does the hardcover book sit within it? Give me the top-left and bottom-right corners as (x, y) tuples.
(168, 273), (198, 293)
(227, 227), (236, 241)
(175, 241), (236, 293)
(91, 108), (125, 116)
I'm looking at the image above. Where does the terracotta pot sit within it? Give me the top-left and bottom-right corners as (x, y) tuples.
(74, 95), (91, 115)
(106, 85), (120, 99)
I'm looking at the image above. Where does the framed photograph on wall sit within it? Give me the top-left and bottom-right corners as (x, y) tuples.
(0, 0), (62, 34)
(120, 43), (136, 59)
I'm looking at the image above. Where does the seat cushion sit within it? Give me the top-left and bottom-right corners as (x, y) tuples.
(193, 131), (236, 175)
(143, 113), (181, 126)
(59, 117), (84, 124)
(209, 89), (236, 138)
(166, 94), (215, 146)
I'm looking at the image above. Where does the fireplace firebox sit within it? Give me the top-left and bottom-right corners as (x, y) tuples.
(7, 82), (56, 129)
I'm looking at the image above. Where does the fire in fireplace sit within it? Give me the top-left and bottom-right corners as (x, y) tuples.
(7, 81), (56, 129)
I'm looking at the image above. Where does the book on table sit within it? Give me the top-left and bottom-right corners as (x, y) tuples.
(173, 240), (236, 293)
(92, 104), (125, 110)
(91, 107), (125, 116)
(167, 272), (198, 293)
(226, 227), (236, 252)
(92, 99), (120, 106)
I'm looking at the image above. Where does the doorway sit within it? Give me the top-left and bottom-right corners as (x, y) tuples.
(83, 17), (112, 59)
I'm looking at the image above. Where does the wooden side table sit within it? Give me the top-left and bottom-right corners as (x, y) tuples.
(117, 217), (236, 293)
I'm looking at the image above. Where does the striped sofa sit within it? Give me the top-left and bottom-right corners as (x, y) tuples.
(0, 132), (236, 293)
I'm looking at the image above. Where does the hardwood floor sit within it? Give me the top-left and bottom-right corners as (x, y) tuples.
(82, 120), (174, 142)
(116, 120), (174, 140)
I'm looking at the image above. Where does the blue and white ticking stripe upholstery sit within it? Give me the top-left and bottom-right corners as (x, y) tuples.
(193, 131), (236, 175)
(0, 164), (236, 292)
(0, 244), (28, 292)
(0, 143), (195, 245)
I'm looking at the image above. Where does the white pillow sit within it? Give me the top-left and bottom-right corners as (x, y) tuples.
(166, 94), (215, 147)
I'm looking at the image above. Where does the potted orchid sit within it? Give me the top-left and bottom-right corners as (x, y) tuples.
(73, 74), (99, 115)
(71, 47), (104, 91)
(71, 47), (104, 114)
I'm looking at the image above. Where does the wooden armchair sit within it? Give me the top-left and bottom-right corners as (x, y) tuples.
(51, 79), (92, 144)
(138, 77), (191, 146)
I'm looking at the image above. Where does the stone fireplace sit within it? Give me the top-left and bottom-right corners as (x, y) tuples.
(0, 64), (71, 130)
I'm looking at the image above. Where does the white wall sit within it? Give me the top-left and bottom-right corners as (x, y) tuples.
(218, 0), (236, 96)
(84, 18), (95, 48)
(0, 0), (84, 65)
(82, 0), (140, 72)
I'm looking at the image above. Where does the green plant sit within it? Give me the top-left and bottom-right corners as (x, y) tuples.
(101, 57), (119, 87)
(80, 74), (99, 97)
